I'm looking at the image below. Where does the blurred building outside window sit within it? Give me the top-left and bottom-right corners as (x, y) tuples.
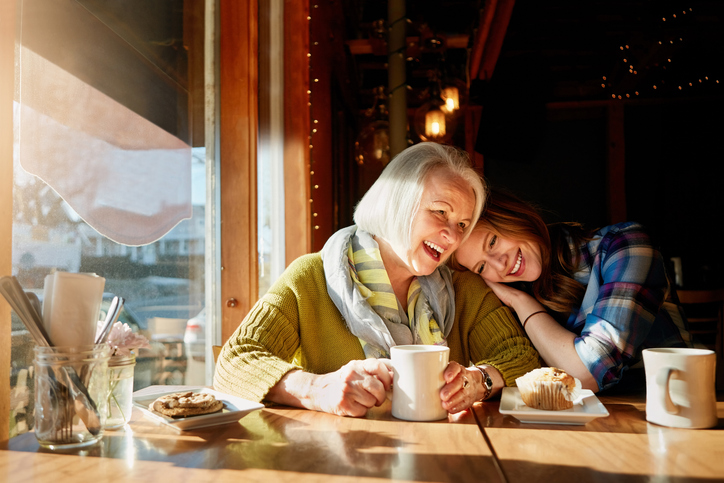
(9, 0), (209, 439)
(10, 147), (208, 439)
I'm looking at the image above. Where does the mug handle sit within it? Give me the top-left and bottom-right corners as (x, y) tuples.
(655, 367), (680, 415)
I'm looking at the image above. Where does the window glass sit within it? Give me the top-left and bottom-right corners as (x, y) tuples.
(9, 0), (206, 439)
(257, 0), (286, 296)
(9, 150), (206, 438)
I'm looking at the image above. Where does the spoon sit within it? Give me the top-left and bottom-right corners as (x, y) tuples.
(0, 276), (103, 436)
(0, 276), (50, 345)
(95, 296), (124, 344)
(25, 291), (43, 324)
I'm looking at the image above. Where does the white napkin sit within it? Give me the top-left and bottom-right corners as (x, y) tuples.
(42, 272), (106, 347)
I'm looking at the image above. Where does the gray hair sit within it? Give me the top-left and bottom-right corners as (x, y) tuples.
(354, 142), (486, 248)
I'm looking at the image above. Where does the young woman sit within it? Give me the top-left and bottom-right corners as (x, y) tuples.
(214, 144), (540, 417)
(452, 188), (694, 393)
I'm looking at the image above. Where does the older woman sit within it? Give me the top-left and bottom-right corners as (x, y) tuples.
(214, 143), (539, 417)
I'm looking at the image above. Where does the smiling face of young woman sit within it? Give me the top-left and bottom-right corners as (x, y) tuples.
(454, 225), (544, 283)
(384, 168), (476, 279)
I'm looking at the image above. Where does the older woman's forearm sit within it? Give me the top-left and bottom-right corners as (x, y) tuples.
(266, 369), (315, 408)
(266, 359), (394, 417)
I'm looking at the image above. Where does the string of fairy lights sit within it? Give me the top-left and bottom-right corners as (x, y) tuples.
(307, 5), (320, 240)
(603, 7), (721, 100)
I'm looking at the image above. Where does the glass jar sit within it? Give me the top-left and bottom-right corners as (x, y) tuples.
(34, 344), (110, 449)
(105, 353), (136, 429)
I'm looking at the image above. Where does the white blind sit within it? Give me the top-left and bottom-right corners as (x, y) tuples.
(16, 0), (192, 246)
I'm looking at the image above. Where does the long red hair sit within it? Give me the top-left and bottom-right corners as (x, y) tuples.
(450, 188), (589, 314)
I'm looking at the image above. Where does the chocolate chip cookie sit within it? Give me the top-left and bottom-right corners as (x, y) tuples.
(150, 391), (224, 418)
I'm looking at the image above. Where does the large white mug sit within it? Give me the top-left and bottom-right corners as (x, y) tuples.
(643, 348), (718, 429)
(388, 345), (449, 421)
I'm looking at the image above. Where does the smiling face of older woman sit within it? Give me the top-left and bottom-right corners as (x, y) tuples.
(384, 168), (476, 278)
(454, 224), (543, 283)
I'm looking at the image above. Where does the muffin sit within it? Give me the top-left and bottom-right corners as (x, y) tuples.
(515, 367), (582, 410)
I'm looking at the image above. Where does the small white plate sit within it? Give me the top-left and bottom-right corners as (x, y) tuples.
(133, 388), (264, 431)
(499, 387), (609, 425)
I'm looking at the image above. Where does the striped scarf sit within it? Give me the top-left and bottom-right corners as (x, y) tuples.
(347, 236), (445, 351)
(322, 226), (454, 359)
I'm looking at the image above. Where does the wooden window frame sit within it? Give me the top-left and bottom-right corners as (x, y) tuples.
(283, 0), (311, 260)
(218, 0), (311, 343)
(1, 0), (16, 443)
(218, 0), (259, 342)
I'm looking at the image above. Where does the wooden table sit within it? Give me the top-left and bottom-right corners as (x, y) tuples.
(470, 390), (724, 482)
(1, 386), (503, 483)
(2, 387), (723, 482)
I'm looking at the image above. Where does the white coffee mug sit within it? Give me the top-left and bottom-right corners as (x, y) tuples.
(643, 348), (718, 429)
(388, 345), (449, 421)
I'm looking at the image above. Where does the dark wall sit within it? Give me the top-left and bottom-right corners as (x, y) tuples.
(481, 99), (724, 289)
(482, 112), (608, 230)
(625, 99), (724, 288)
(474, 0), (724, 289)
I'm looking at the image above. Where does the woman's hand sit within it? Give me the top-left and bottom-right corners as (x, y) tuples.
(485, 280), (525, 307)
(486, 280), (545, 318)
(439, 362), (483, 414)
(296, 359), (393, 417)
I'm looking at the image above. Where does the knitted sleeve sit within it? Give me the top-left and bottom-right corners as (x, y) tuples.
(451, 271), (541, 387)
(213, 255), (318, 403)
(213, 254), (363, 402)
(213, 299), (302, 403)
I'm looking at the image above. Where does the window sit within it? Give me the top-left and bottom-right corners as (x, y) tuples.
(257, 0), (286, 296)
(8, 0), (208, 438)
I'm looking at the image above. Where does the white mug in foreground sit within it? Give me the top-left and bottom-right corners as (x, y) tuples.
(643, 348), (718, 429)
(390, 345), (449, 421)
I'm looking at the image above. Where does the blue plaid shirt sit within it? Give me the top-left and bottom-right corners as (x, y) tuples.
(566, 222), (693, 391)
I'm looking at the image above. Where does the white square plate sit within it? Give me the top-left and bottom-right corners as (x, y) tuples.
(499, 387), (609, 425)
(133, 387), (264, 431)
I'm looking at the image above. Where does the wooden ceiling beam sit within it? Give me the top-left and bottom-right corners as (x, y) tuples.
(470, 0), (515, 81)
(469, 0), (496, 79)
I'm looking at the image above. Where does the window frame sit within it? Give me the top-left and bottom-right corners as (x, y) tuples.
(218, 0), (259, 342)
(1, 0), (17, 443)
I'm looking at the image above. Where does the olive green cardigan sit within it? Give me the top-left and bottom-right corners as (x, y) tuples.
(214, 253), (540, 403)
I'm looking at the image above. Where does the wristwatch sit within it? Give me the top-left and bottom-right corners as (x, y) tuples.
(475, 365), (493, 401)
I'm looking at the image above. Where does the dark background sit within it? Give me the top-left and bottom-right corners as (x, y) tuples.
(466, 0), (724, 288)
(426, 1), (724, 288)
(312, 0), (724, 287)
